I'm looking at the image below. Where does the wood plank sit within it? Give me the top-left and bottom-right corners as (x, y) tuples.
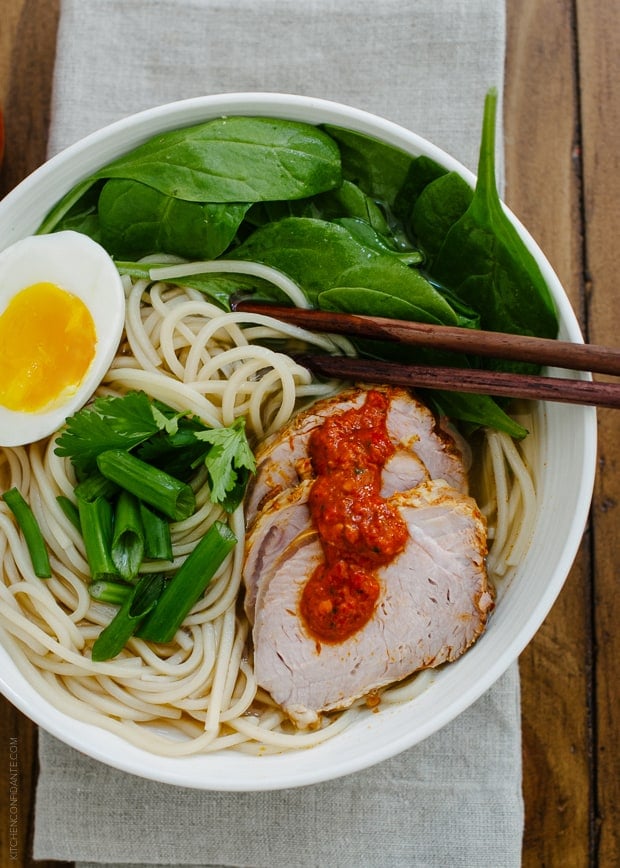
(0, 4), (66, 865)
(576, 1), (620, 864)
(0, 0), (59, 196)
(0, 0), (26, 108)
(504, 1), (594, 865)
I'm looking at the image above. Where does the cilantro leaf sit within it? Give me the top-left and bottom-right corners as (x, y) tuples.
(151, 404), (182, 435)
(55, 391), (172, 476)
(136, 426), (210, 481)
(194, 418), (256, 512)
(55, 391), (256, 512)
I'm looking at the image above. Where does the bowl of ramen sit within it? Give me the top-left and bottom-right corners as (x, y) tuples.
(0, 92), (596, 789)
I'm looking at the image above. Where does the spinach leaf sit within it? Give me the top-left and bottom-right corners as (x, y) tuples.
(318, 286), (458, 366)
(333, 217), (422, 265)
(334, 259), (455, 322)
(98, 178), (249, 260)
(50, 179), (104, 240)
(230, 217), (460, 324)
(314, 180), (392, 235)
(427, 281), (481, 330)
(410, 171), (473, 265)
(318, 286), (444, 325)
(56, 211), (102, 242)
(95, 117), (341, 203)
(38, 117), (342, 234)
(245, 180), (392, 235)
(324, 125), (414, 211)
(396, 154), (449, 210)
(319, 280), (478, 330)
(425, 390), (528, 440)
(323, 127), (451, 224)
(244, 181), (418, 260)
(430, 89), (559, 352)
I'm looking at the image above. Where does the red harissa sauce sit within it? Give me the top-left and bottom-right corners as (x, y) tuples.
(300, 390), (409, 644)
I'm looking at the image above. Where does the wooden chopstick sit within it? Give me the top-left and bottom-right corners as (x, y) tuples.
(290, 353), (619, 409)
(232, 300), (620, 377)
(231, 299), (620, 408)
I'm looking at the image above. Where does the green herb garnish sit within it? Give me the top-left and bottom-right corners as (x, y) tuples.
(195, 418), (256, 512)
(137, 521), (236, 645)
(96, 450), (196, 522)
(91, 572), (166, 662)
(2, 488), (51, 578)
(55, 391), (165, 477)
(76, 496), (117, 582)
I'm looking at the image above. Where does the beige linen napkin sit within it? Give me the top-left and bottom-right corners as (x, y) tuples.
(33, 1), (522, 866)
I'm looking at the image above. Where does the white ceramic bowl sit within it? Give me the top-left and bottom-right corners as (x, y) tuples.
(0, 94), (597, 790)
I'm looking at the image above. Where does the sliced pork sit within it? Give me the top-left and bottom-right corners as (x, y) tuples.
(243, 480), (312, 621)
(242, 385), (489, 728)
(252, 479), (492, 728)
(245, 384), (469, 527)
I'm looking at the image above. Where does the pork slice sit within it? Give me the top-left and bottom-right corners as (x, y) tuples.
(243, 450), (427, 623)
(252, 479), (491, 728)
(242, 480), (312, 622)
(245, 385), (467, 527)
(380, 447), (429, 497)
(245, 388), (364, 526)
(381, 390), (468, 493)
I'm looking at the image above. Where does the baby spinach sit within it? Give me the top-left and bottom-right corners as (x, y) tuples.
(318, 285), (446, 326)
(96, 117), (341, 202)
(429, 89), (558, 354)
(230, 216), (458, 324)
(426, 390), (527, 440)
(324, 125), (415, 213)
(95, 117), (341, 202)
(244, 179), (392, 237)
(410, 171), (473, 265)
(333, 217), (422, 266)
(319, 280), (478, 330)
(314, 180), (392, 235)
(324, 127), (450, 224)
(396, 154), (450, 210)
(98, 178), (249, 260)
(38, 117), (342, 234)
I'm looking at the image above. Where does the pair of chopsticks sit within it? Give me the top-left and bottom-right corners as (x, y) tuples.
(231, 299), (620, 409)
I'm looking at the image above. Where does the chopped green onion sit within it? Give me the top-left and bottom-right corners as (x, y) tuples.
(91, 572), (166, 661)
(56, 495), (81, 532)
(77, 496), (118, 581)
(74, 471), (119, 503)
(2, 487), (51, 578)
(139, 502), (173, 561)
(138, 521), (236, 644)
(96, 449), (195, 521)
(111, 491), (145, 581)
(89, 580), (133, 606)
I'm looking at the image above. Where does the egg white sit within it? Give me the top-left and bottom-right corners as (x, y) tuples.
(0, 231), (125, 447)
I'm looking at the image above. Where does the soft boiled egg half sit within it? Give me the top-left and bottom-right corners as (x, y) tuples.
(0, 231), (125, 447)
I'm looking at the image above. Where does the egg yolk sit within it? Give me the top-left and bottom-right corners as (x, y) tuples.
(0, 282), (97, 413)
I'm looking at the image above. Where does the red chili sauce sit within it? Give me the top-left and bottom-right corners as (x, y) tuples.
(300, 390), (409, 644)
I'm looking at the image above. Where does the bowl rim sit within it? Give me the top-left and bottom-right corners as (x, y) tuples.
(0, 92), (598, 790)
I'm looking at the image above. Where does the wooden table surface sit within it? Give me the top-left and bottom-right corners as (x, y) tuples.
(0, 1), (618, 865)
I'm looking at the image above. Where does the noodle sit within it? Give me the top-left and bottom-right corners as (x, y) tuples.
(0, 273), (537, 755)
